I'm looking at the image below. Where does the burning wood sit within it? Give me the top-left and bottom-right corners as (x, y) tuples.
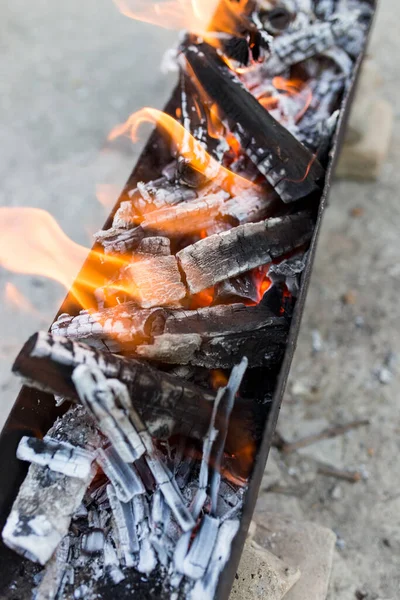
(177, 212), (314, 294)
(0, 0), (374, 597)
(181, 41), (325, 202)
(13, 331), (223, 440)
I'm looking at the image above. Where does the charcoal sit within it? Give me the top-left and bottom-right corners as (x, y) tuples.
(214, 272), (259, 304)
(136, 304), (288, 368)
(2, 407), (100, 565)
(181, 41), (324, 202)
(103, 540), (125, 585)
(132, 495), (158, 574)
(125, 255), (186, 308)
(136, 236), (171, 256)
(94, 225), (144, 254)
(182, 515), (220, 580)
(107, 485), (139, 567)
(189, 519), (240, 600)
(73, 366), (147, 464)
(52, 304), (166, 351)
(257, 12), (360, 76)
(141, 192), (228, 236)
(127, 177), (197, 218)
(177, 212), (314, 294)
(96, 446), (145, 502)
(220, 182), (278, 224)
(35, 536), (71, 600)
(268, 253), (307, 295)
(13, 332), (219, 441)
(81, 529), (105, 555)
(16, 436), (96, 480)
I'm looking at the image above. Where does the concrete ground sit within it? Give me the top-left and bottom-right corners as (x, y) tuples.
(0, 1), (398, 598)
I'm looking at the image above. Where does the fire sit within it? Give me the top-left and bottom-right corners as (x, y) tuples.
(109, 107), (254, 190)
(211, 369), (228, 389)
(112, 0), (249, 40)
(272, 76), (313, 122)
(0, 208), (133, 311)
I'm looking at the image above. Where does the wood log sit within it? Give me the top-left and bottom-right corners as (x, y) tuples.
(51, 303), (166, 351)
(221, 182), (278, 225)
(181, 41), (324, 203)
(13, 332), (220, 441)
(125, 255), (186, 308)
(176, 212), (314, 294)
(136, 319), (288, 369)
(141, 192), (228, 237)
(94, 225), (144, 255)
(2, 406), (100, 565)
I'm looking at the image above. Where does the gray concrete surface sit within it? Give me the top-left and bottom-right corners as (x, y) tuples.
(0, 1), (399, 598)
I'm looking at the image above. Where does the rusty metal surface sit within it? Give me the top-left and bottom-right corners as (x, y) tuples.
(0, 2), (377, 596)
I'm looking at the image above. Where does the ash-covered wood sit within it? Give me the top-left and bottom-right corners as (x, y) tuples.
(177, 212), (314, 294)
(94, 225), (144, 254)
(137, 236), (171, 256)
(220, 182), (278, 224)
(141, 192), (228, 237)
(13, 332), (222, 441)
(181, 41), (324, 202)
(2, 406), (100, 565)
(51, 304), (166, 351)
(126, 255), (186, 308)
(16, 436), (96, 480)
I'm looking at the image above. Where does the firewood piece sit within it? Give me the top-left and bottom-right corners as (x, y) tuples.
(107, 484), (140, 567)
(2, 406), (100, 565)
(112, 177), (197, 228)
(137, 236), (171, 256)
(257, 12), (360, 76)
(268, 253), (307, 296)
(96, 446), (145, 502)
(126, 255), (186, 308)
(181, 41), (324, 202)
(13, 332), (217, 441)
(177, 212), (314, 294)
(221, 183), (278, 224)
(189, 519), (240, 600)
(164, 303), (279, 337)
(182, 515), (220, 580)
(94, 225), (144, 254)
(141, 192), (228, 237)
(136, 319), (288, 369)
(35, 536), (72, 600)
(51, 303), (166, 350)
(214, 273), (259, 304)
(16, 436), (96, 480)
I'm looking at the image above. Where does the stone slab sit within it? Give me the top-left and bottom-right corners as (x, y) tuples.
(254, 514), (336, 600)
(230, 538), (301, 600)
(336, 99), (393, 180)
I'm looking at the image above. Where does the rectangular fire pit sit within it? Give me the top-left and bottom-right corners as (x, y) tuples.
(0, 1), (377, 599)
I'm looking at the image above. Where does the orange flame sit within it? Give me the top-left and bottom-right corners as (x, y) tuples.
(0, 208), (135, 311)
(112, 0), (248, 40)
(109, 107), (253, 190)
(211, 369), (228, 389)
(272, 77), (313, 122)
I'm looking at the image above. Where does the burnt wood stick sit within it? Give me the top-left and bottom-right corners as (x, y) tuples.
(137, 236), (171, 256)
(52, 304), (167, 351)
(125, 255), (186, 308)
(141, 192), (228, 237)
(2, 406), (100, 565)
(164, 303), (280, 336)
(136, 320), (288, 369)
(12, 332), (227, 441)
(181, 41), (325, 203)
(177, 212), (314, 294)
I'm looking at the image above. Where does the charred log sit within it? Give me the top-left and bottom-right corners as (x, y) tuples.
(177, 212), (314, 294)
(2, 406), (100, 564)
(181, 40), (324, 202)
(125, 255), (186, 308)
